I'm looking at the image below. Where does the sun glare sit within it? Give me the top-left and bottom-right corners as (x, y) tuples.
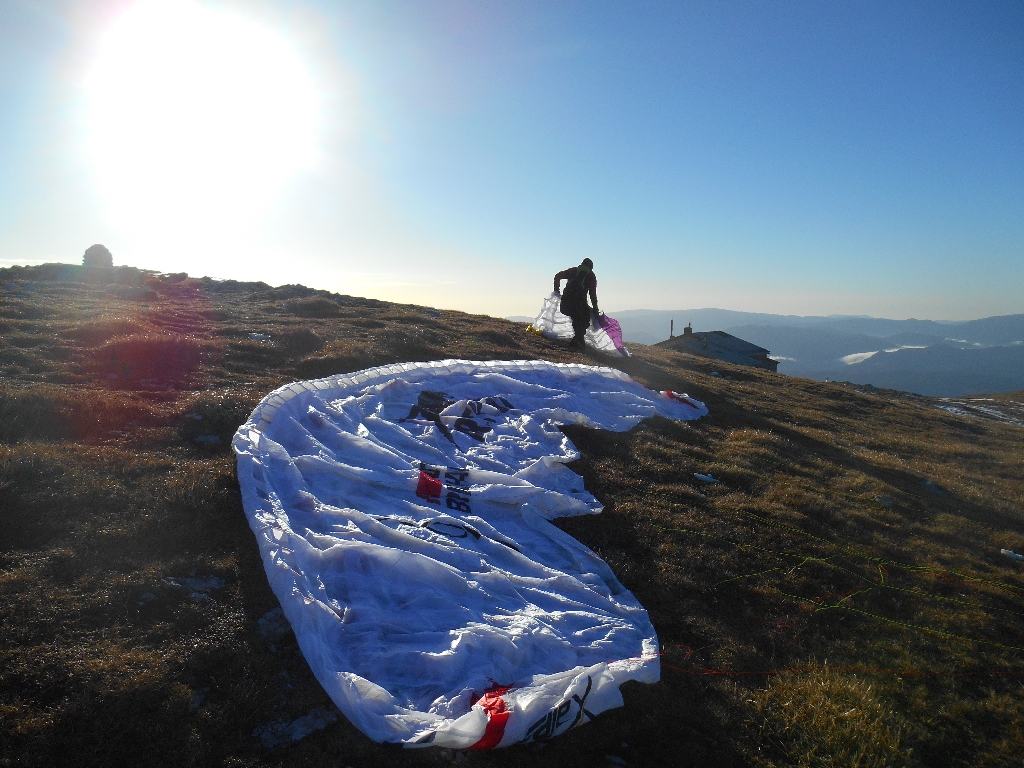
(86, 0), (320, 247)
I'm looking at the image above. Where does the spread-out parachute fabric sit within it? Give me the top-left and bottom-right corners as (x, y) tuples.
(530, 292), (630, 356)
(233, 360), (707, 749)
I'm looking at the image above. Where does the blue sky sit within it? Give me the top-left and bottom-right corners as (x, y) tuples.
(1, 0), (1021, 319)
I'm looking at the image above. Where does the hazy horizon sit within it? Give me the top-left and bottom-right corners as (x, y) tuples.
(3, 256), (1020, 325)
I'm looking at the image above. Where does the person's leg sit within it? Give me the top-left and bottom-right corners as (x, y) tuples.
(570, 313), (588, 349)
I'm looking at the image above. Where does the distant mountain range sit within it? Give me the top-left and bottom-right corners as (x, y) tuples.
(507, 308), (1024, 397)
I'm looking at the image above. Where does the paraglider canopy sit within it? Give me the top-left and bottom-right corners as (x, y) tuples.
(233, 359), (707, 748)
(530, 293), (630, 356)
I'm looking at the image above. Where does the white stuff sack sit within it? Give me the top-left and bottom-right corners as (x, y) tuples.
(530, 292), (630, 356)
(233, 359), (707, 749)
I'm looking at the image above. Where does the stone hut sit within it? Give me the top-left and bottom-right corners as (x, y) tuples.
(655, 323), (778, 372)
(83, 244), (113, 268)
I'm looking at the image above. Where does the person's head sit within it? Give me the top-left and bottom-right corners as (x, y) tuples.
(580, 258), (593, 271)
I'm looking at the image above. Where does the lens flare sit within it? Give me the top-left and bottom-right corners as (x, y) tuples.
(86, 0), (319, 246)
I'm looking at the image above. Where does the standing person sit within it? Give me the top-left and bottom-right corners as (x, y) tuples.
(554, 258), (600, 351)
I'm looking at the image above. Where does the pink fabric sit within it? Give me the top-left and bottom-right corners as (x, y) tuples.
(595, 312), (628, 356)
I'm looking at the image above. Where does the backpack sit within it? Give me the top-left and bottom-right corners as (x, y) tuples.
(559, 268), (589, 317)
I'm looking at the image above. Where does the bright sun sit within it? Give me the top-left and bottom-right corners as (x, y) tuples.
(87, 0), (319, 243)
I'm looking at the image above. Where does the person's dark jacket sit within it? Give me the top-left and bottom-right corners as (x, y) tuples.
(554, 267), (598, 318)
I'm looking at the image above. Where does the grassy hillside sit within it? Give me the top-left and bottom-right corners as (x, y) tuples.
(2, 264), (1024, 767)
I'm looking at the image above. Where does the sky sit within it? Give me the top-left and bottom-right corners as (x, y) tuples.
(1, 0), (1022, 319)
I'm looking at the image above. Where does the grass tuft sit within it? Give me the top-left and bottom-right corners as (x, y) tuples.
(285, 296), (342, 317)
(89, 333), (208, 383)
(745, 670), (910, 767)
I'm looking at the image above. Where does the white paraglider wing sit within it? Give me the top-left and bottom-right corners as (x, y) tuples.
(233, 359), (707, 748)
(530, 292), (630, 356)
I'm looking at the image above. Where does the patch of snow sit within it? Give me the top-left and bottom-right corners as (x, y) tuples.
(162, 574), (226, 601)
(841, 351), (878, 365)
(254, 708), (338, 748)
(936, 398), (1024, 428)
(182, 575), (225, 592)
(259, 607), (292, 646)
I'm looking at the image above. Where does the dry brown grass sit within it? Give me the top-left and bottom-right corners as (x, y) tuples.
(2, 263), (1024, 767)
(89, 333), (210, 383)
(743, 669), (910, 766)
